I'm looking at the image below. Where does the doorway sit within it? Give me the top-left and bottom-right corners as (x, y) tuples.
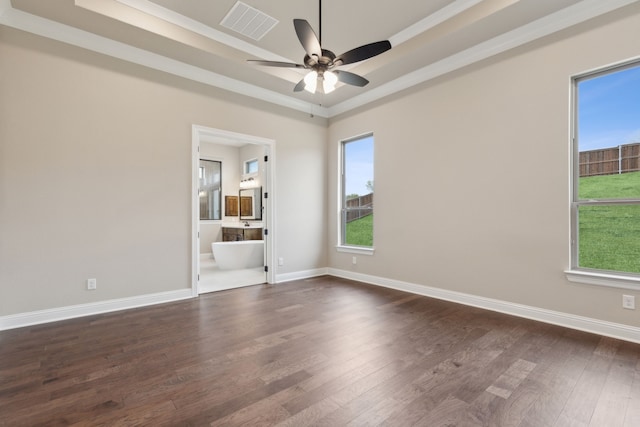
(191, 125), (275, 296)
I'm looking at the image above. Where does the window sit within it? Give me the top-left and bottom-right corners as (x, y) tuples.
(244, 158), (258, 175)
(199, 159), (221, 220)
(571, 61), (640, 281)
(340, 134), (374, 249)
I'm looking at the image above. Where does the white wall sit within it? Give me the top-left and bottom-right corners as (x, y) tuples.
(239, 144), (264, 186)
(0, 26), (327, 317)
(327, 4), (640, 328)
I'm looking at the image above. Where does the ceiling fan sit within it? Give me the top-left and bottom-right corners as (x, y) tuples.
(247, 0), (392, 94)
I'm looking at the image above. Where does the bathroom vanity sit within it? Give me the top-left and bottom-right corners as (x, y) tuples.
(222, 225), (263, 241)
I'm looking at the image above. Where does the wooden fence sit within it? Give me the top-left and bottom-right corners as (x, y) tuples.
(346, 193), (373, 222)
(580, 142), (640, 177)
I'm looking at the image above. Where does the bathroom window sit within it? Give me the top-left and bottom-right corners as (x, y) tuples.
(199, 159), (221, 221)
(340, 134), (374, 250)
(569, 60), (640, 285)
(244, 158), (259, 175)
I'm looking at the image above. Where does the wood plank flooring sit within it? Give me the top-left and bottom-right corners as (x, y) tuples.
(1, 276), (639, 426)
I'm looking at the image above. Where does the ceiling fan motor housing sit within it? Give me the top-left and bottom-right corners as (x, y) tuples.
(304, 49), (337, 71)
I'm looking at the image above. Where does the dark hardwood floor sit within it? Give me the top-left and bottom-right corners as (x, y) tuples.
(1, 276), (639, 426)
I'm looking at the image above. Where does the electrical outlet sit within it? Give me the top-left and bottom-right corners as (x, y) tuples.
(278, 257), (284, 266)
(352, 256), (357, 265)
(622, 295), (635, 310)
(87, 278), (97, 290)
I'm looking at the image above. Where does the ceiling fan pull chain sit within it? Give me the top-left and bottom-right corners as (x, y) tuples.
(318, 0), (322, 45)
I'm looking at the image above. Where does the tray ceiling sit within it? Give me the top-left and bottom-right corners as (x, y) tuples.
(1, 0), (638, 117)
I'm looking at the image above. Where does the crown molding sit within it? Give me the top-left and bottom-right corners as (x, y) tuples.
(327, 0), (640, 117)
(389, 0), (483, 46)
(0, 1), (330, 118)
(113, 0), (294, 63)
(116, 0), (480, 60)
(2, 0), (639, 119)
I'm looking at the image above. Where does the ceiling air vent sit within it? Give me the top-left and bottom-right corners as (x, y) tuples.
(220, 1), (278, 41)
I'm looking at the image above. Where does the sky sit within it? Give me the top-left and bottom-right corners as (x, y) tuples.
(577, 64), (640, 151)
(344, 135), (374, 196)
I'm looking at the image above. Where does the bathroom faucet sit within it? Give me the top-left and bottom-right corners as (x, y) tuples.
(244, 221), (250, 227)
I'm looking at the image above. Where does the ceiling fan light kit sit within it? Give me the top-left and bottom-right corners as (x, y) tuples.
(247, 0), (391, 95)
(303, 70), (318, 93)
(322, 71), (338, 93)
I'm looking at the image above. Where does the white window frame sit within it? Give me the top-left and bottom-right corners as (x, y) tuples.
(565, 59), (640, 290)
(336, 133), (375, 255)
(244, 158), (259, 176)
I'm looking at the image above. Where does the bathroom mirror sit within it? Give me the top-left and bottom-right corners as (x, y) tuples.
(239, 187), (262, 220)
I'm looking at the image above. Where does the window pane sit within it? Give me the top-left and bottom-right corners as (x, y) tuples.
(199, 159), (221, 220)
(345, 210), (373, 246)
(579, 170), (640, 200)
(578, 204), (640, 273)
(342, 135), (374, 247)
(577, 65), (640, 199)
(245, 159), (258, 174)
(574, 62), (640, 276)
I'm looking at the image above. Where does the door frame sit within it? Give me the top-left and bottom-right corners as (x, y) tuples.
(191, 124), (276, 296)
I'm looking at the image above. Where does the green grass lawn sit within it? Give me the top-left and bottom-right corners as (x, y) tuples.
(345, 214), (373, 247)
(579, 170), (640, 199)
(578, 171), (640, 273)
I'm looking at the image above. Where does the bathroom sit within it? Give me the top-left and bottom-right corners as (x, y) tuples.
(198, 139), (267, 293)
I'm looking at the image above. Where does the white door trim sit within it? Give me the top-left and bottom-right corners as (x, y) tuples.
(191, 125), (276, 296)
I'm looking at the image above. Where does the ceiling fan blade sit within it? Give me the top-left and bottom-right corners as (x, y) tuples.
(247, 60), (306, 69)
(335, 40), (392, 66)
(334, 70), (369, 87)
(293, 77), (307, 92)
(294, 19), (322, 58)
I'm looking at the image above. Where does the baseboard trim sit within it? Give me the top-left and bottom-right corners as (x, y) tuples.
(5, 269), (638, 344)
(275, 268), (329, 284)
(0, 289), (193, 331)
(0, 267), (328, 331)
(328, 268), (640, 344)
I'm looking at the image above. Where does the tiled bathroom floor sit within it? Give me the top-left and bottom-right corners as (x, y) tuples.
(198, 254), (266, 293)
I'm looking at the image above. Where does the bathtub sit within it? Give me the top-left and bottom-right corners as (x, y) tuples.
(211, 240), (264, 270)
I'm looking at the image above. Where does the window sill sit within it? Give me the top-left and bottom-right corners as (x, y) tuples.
(565, 269), (640, 291)
(336, 245), (375, 256)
